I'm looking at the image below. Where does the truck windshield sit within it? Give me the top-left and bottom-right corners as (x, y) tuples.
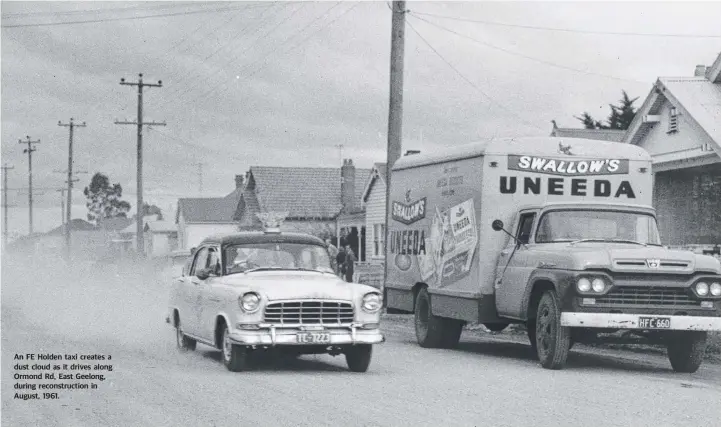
(535, 210), (662, 245)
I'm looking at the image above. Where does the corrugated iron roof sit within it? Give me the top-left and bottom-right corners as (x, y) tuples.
(177, 188), (244, 223)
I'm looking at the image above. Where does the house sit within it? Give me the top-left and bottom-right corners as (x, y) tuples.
(360, 162), (387, 265)
(550, 120), (627, 142)
(622, 52), (721, 249)
(175, 175), (245, 250)
(232, 160), (371, 262)
(118, 215), (178, 257)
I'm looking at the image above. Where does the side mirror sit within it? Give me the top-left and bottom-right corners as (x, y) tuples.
(491, 220), (504, 231)
(196, 268), (210, 280)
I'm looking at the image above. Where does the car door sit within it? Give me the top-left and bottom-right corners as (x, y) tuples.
(198, 246), (224, 342)
(495, 210), (538, 318)
(186, 246), (210, 336)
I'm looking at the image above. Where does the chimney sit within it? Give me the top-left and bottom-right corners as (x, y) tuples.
(235, 174), (245, 189)
(695, 65), (707, 77)
(340, 158), (356, 213)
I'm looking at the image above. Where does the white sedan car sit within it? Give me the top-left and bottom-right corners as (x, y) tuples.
(166, 230), (385, 372)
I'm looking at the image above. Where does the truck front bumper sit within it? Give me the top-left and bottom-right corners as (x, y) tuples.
(561, 312), (721, 331)
(228, 324), (385, 346)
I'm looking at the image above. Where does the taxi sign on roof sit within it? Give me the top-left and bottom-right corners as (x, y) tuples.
(256, 211), (288, 233)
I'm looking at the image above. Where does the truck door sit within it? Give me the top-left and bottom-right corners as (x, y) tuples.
(495, 210), (538, 318)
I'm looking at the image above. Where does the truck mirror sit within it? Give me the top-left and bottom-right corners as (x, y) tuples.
(492, 220), (504, 231)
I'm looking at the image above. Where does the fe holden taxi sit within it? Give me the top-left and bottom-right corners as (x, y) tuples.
(166, 229), (384, 372)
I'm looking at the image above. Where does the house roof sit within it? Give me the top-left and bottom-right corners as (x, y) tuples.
(176, 188), (243, 224)
(550, 126), (626, 142)
(45, 218), (97, 235)
(239, 166), (371, 219)
(362, 163), (387, 203)
(144, 219), (177, 233)
(98, 217), (134, 231)
(624, 75), (721, 155)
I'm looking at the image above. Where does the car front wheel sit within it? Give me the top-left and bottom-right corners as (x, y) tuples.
(345, 344), (373, 372)
(222, 325), (249, 372)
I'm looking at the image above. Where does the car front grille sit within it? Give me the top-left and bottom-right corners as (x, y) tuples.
(263, 301), (354, 325)
(596, 286), (700, 308)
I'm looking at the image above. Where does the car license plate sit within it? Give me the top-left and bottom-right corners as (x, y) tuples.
(638, 316), (671, 329)
(296, 332), (331, 344)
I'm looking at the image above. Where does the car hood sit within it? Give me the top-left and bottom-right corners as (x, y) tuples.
(534, 243), (721, 274)
(222, 270), (375, 301)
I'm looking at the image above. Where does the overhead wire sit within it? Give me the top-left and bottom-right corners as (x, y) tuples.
(405, 18), (545, 132)
(1, 2), (222, 19)
(409, 10), (721, 39)
(408, 13), (648, 85)
(1, 3), (271, 28)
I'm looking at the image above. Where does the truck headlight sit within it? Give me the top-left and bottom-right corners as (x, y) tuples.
(577, 278), (591, 292)
(591, 278), (606, 293)
(695, 282), (709, 297)
(239, 292), (261, 313)
(711, 282), (721, 297)
(362, 293), (382, 313)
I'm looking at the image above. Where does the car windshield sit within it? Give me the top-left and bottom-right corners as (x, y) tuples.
(535, 210), (662, 245)
(224, 242), (334, 275)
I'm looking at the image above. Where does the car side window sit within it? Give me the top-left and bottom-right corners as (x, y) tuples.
(190, 247), (209, 276)
(207, 247), (221, 276)
(517, 213), (536, 245)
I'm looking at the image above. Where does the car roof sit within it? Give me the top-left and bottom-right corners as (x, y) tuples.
(198, 231), (326, 247)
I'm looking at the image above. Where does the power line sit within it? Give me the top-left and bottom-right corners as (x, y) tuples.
(409, 10), (721, 39)
(1, 3), (271, 29)
(1, 2), (216, 19)
(406, 19), (544, 132)
(408, 14), (648, 85)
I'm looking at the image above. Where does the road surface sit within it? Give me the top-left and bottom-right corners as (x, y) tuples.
(2, 255), (719, 427)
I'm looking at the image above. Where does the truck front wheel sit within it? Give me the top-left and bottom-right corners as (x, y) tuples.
(666, 331), (707, 373)
(415, 288), (445, 348)
(535, 290), (571, 370)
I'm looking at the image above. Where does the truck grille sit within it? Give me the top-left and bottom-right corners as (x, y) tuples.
(263, 301), (354, 325)
(596, 287), (700, 308)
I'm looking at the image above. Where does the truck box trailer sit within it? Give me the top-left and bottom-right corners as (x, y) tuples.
(384, 136), (721, 371)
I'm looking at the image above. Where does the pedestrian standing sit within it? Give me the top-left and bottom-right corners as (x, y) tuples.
(326, 238), (339, 272)
(344, 244), (357, 283)
(336, 245), (347, 278)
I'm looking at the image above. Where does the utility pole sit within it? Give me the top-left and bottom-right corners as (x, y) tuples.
(383, 1), (407, 296)
(56, 188), (66, 225)
(2, 164), (15, 247)
(18, 136), (40, 235)
(58, 118), (86, 257)
(116, 73), (165, 257)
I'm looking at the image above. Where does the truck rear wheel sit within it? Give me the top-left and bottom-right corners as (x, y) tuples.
(666, 331), (707, 373)
(414, 288), (445, 348)
(440, 319), (464, 349)
(535, 290), (571, 370)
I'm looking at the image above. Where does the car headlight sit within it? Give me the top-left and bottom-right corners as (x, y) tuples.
(239, 292), (261, 313)
(591, 278), (606, 293)
(695, 282), (709, 297)
(577, 278), (591, 292)
(711, 282), (721, 297)
(362, 293), (382, 313)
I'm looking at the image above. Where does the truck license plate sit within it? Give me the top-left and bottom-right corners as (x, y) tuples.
(638, 316), (671, 329)
(296, 332), (331, 344)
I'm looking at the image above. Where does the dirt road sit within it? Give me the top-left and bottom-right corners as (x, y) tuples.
(2, 256), (719, 427)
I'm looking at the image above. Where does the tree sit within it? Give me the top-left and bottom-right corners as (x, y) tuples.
(138, 202), (163, 220)
(83, 173), (131, 225)
(575, 90), (638, 130)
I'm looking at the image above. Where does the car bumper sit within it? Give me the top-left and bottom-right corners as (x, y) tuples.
(561, 312), (721, 331)
(228, 324), (385, 346)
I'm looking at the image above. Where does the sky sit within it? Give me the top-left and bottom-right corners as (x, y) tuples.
(1, 0), (721, 236)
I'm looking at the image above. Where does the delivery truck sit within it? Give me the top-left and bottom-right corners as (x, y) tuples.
(384, 136), (721, 371)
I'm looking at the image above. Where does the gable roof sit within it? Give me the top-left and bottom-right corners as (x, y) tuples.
(45, 218), (97, 235)
(362, 162), (387, 203)
(98, 216), (134, 231)
(235, 166), (371, 220)
(176, 188), (243, 224)
(624, 76), (721, 155)
(550, 123), (626, 142)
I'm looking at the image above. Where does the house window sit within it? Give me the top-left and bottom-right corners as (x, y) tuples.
(373, 224), (385, 257)
(667, 107), (678, 134)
